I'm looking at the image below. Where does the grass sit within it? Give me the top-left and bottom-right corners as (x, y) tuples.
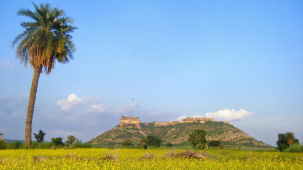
(0, 148), (302, 169)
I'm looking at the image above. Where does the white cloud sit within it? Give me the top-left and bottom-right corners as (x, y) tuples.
(177, 115), (186, 121)
(205, 108), (253, 121)
(89, 104), (106, 113)
(177, 109), (253, 121)
(56, 93), (107, 113)
(56, 93), (84, 112)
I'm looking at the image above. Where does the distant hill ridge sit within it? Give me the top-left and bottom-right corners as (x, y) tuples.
(90, 116), (269, 147)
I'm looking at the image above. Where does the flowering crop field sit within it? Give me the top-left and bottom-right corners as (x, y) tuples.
(0, 148), (302, 169)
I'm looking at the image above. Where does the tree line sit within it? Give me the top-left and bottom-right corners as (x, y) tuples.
(0, 130), (91, 149)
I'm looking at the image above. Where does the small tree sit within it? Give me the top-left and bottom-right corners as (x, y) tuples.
(277, 132), (299, 151)
(121, 139), (132, 146)
(51, 137), (63, 147)
(140, 137), (147, 149)
(166, 142), (173, 147)
(0, 140), (7, 149)
(189, 129), (207, 149)
(66, 135), (76, 145)
(33, 130), (46, 143)
(208, 140), (221, 147)
(208, 140), (224, 149)
(146, 135), (162, 147)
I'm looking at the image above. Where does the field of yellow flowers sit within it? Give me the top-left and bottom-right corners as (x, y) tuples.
(0, 148), (302, 169)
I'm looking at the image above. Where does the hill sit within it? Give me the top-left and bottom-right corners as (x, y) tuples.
(89, 116), (269, 147)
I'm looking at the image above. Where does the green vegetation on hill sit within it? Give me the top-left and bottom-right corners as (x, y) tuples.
(90, 121), (270, 148)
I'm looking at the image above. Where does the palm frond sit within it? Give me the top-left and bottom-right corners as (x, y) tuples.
(13, 3), (76, 73)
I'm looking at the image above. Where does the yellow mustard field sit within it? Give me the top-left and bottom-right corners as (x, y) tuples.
(0, 148), (302, 170)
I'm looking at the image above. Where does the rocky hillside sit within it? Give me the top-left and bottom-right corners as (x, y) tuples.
(90, 117), (268, 147)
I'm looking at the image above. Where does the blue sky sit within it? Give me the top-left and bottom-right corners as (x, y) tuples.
(0, 0), (302, 145)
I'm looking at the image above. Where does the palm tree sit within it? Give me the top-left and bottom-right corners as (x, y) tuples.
(13, 3), (76, 147)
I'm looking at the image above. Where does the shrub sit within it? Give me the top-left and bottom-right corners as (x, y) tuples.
(51, 137), (64, 147)
(31, 142), (53, 149)
(121, 139), (132, 147)
(188, 129), (207, 149)
(66, 136), (77, 145)
(166, 143), (173, 147)
(208, 140), (221, 147)
(0, 140), (7, 149)
(284, 144), (303, 153)
(208, 140), (224, 149)
(71, 142), (92, 148)
(33, 130), (46, 143)
(277, 132), (299, 151)
(7, 141), (23, 149)
(146, 135), (162, 147)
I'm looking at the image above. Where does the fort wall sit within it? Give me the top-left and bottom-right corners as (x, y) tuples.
(120, 116), (141, 128)
(119, 116), (229, 128)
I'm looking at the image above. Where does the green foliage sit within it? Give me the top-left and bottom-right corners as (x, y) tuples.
(209, 140), (224, 149)
(66, 136), (77, 145)
(0, 140), (7, 149)
(284, 144), (303, 153)
(146, 135), (163, 147)
(13, 3), (76, 73)
(121, 139), (133, 147)
(31, 142), (53, 149)
(51, 137), (64, 147)
(277, 132), (299, 151)
(7, 141), (23, 149)
(140, 137), (147, 149)
(91, 121), (268, 148)
(71, 142), (92, 148)
(189, 129), (207, 149)
(34, 130), (46, 143)
(166, 142), (173, 147)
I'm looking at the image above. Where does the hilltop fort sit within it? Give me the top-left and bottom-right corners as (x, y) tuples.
(120, 116), (141, 128)
(119, 116), (229, 128)
(91, 115), (268, 147)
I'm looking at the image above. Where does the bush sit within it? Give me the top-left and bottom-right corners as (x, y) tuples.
(71, 142), (92, 148)
(0, 140), (7, 149)
(140, 136), (162, 148)
(146, 135), (162, 147)
(208, 140), (224, 149)
(121, 139), (133, 147)
(51, 137), (64, 147)
(31, 142), (53, 149)
(188, 129), (207, 149)
(277, 132), (299, 151)
(66, 136), (77, 145)
(33, 130), (46, 143)
(284, 144), (303, 153)
(7, 141), (23, 149)
(208, 141), (221, 147)
(166, 143), (173, 147)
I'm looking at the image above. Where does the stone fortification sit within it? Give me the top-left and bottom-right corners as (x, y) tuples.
(154, 121), (175, 126)
(120, 116), (141, 128)
(154, 117), (217, 127)
(182, 117), (214, 122)
(119, 116), (228, 128)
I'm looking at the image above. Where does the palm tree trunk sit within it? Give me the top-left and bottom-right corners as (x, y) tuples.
(25, 66), (41, 147)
